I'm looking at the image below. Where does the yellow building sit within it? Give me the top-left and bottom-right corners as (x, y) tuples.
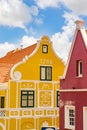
(0, 36), (65, 130)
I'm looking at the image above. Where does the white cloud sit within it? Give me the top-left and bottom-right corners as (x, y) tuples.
(28, 27), (37, 35)
(0, 12), (80, 62)
(62, 0), (87, 15)
(18, 13), (78, 63)
(35, 0), (87, 16)
(34, 0), (61, 9)
(0, 36), (37, 58)
(0, 0), (86, 62)
(34, 0), (87, 63)
(0, 42), (16, 58)
(0, 0), (39, 30)
(51, 12), (80, 63)
(34, 18), (43, 25)
(19, 36), (37, 48)
(0, 9), (82, 63)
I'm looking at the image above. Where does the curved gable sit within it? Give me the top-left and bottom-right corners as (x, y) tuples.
(11, 36), (65, 81)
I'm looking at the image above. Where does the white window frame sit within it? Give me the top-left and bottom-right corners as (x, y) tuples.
(77, 60), (82, 77)
(83, 107), (87, 130)
(65, 105), (75, 130)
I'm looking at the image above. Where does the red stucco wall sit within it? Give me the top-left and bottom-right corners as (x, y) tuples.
(60, 91), (87, 130)
(61, 30), (87, 89)
(60, 30), (87, 130)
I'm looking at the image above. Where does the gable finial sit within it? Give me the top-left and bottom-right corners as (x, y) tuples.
(75, 20), (84, 29)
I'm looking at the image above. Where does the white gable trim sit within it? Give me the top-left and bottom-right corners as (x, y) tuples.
(10, 43), (40, 80)
(61, 27), (87, 80)
(80, 29), (87, 47)
(61, 29), (78, 79)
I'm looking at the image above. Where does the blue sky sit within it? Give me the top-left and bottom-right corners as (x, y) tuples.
(0, 0), (87, 62)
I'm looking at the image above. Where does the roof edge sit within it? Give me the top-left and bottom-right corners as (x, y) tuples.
(61, 20), (87, 80)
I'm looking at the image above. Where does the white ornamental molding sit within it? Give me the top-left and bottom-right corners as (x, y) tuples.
(13, 71), (22, 80)
(59, 100), (75, 108)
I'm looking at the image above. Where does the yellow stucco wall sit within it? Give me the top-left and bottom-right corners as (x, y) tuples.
(11, 36), (64, 81)
(0, 36), (65, 130)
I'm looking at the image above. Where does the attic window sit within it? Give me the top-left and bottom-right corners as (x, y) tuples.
(42, 44), (48, 53)
(76, 60), (82, 77)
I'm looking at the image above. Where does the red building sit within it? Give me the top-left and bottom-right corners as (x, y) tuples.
(60, 20), (87, 130)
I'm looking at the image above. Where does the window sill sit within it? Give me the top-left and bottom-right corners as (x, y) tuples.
(76, 75), (83, 78)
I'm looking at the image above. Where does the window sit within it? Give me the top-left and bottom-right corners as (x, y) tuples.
(40, 66), (52, 81)
(69, 109), (75, 126)
(0, 97), (4, 108)
(76, 60), (82, 77)
(21, 90), (34, 108)
(42, 44), (48, 53)
(57, 91), (60, 107)
(65, 105), (75, 129)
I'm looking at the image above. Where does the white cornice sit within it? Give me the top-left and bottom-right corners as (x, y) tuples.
(0, 83), (8, 90)
(60, 89), (87, 92)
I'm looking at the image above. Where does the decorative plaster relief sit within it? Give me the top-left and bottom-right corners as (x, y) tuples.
(39, 91), (52, 107)
(39, 83), (52, 90)
(40, 58), (52, 65)
(21, 82), (34, 89)
(13, 71), (22, 80)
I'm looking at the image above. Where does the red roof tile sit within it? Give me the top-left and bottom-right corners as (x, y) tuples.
(0, 44), (37, 83)
(0, 44), (37, 64)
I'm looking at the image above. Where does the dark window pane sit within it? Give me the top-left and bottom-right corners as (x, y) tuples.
(21, 90), (34, 108)
(40, 66), (52, 81)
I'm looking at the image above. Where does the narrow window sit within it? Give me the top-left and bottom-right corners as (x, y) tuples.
(69, 109), (75, 126)
(76, 60), (82, 77)
(0, 97), (4, 108)
(41, 67), (45, 80)
(57, 91), (60, 107)
(40, 66), (52, 81)
(21, 90), (34, 108)
(42, 44), (48, 53)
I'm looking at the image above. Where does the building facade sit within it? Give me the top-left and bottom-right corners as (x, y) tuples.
(60, 20), (87, 130)
(0, 36), (65, 130)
